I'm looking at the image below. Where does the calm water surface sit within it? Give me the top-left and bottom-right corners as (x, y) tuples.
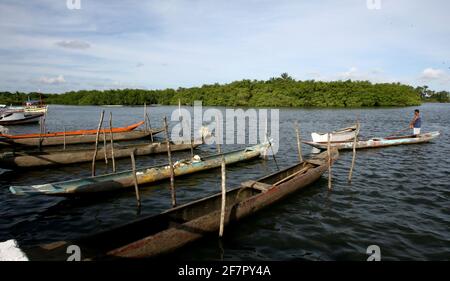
(0, 103), (449, 261)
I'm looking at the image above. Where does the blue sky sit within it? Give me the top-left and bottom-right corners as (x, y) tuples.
(0, 0), (449, 93)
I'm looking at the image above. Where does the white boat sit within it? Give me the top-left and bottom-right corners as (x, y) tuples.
(311, 125), (357, 143)
(0, 112), (44, 125)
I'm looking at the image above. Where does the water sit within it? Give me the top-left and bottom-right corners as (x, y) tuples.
(0, 104), (449, 261)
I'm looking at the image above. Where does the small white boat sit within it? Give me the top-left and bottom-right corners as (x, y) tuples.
(311, 125), (357, 143)
(0, 112), (44, 125)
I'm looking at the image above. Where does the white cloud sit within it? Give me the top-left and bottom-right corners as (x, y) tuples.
(55, 40), (90, 50)
(37, 75), (65, 85)
(420, 68), (450, 82)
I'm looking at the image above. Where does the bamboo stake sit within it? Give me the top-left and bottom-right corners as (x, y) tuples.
(130, 149), (141, 208)
(91, 110), (105, 177)
(63, 125), (66, 151)
(109, 112), (116, 173)
(38, 116), (43, 151)
(164, 117), (176, 207)
(295, 121), (303, 163)
(190, 136), (194, 158)
(216, 114), (222, 154)
(144, 103), (148, 133)
(219, 155), (226, 237)
(266, 133), (279, 170)
(147, 109), (154, 143)
(103, 130), (108, 166)
(327, 133), (332, 190)
(348, 122), (360, 183)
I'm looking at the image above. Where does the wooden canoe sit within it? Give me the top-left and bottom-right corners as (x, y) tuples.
(0, 129), (162, 147)
(0, 121), (144, 139)
(0, 112), (44, 126)
(303, 131), (440, 150)
(0, 142), (201, 169)
(311, 125), (357, 143)
(19, 149), (338, 260)
(10, 142), (270, 196)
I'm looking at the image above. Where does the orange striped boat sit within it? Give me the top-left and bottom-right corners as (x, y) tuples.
(0, 121), (144, 139)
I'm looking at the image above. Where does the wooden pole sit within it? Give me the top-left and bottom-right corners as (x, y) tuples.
(348, 122), (360, 183)
(266, 133), (279, 170)
(219, 155), (226, 237)
(164, 117), (176, 207)
(327, 133), (332, 190)
(91, 110), (105, 177)
(109, 112), (116, 173)
(63, 125), (66, 151)
(103, 130), (108, 166)
(216, 114), (222, 154)
(38, 116), (43, 151)
(295, 121), (303, 163)
(147, 109), (154, 143)
(190, 136), (194, 158)
(130, 149), (141, 208)
(144, 103), (148, 133)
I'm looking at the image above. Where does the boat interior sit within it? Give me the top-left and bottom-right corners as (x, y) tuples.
(23, 157), (324, 260)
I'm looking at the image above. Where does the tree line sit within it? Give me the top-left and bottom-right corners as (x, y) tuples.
(1, 75), (448, 107)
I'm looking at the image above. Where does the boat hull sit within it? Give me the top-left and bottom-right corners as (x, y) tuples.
(304, 131), (440, 150)
(20, 149), (338, 260)
(10, 143), (269, 196)
(0, 129), (161, 147)
(0, 113), (44, 125)
(0, 142), (200, 169)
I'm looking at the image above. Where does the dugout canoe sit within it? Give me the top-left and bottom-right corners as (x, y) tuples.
(303, 131), (440, 150)
(0, 121), (144, 139)
(10, 142), (270, 196)
(0, 141), (201, 169)
(0, 129), (162, 147)
(18, 149), (338, 260)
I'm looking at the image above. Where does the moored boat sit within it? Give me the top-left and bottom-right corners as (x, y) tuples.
(10, 142), (270, 196)
(0, 141), (202, 169)
(0, 129), (160, 147)
(0, 112), (44, 126)
(18, 149), (338, 260)
(303, 131), (440, 150)
(311, 125), (357, 143)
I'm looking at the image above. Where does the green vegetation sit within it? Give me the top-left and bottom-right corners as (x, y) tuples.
(2, 74), (443, 107)
(417, 86), (450, 103)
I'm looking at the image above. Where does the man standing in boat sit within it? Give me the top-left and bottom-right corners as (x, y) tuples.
(409, 109), (421, 135)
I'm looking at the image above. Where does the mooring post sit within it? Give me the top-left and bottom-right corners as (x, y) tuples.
(164, 116), (176, 207)
(327, 133), (332, 190)
(130, 149), (141, 208)
(190, 136), (194, 158)
(63, 125), (66, 151)
(144, 103), (148, 133)
(266, 133), (280, 170)
(92, 110), (105, 177)
(295, 121), (303, 163)
(103, 130), (108, 167)
(38, 116), (43, 151)
(348, 122), (360, 183)
(109, 112), (116, 173)
(219, 155), (226, 237)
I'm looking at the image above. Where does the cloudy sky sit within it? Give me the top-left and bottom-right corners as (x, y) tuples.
(0, 0), (449, 93)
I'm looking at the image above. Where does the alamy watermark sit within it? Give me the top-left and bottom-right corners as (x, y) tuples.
(66, 0), (81, 10)
(366, 0), (382, 10)
(170, 101), (280, 155)
(366, 245), (381, 261)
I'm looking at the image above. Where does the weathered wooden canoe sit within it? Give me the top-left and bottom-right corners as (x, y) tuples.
(311, 125), (357, 143)
(0, 141), (201, 169)
(0, 121), (144, 139)
(0, 129), (162, 147)
(19, 149), (338, 260)
(10, 143), (270, 196)
(303, 131), (440, 150)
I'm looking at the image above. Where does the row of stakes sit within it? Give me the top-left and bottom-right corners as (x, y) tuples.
(41, 103), (361, 239)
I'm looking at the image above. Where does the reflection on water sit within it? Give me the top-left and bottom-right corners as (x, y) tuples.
(0, 103), (449, 260)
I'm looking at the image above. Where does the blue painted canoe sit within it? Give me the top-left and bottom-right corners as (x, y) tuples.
(10, 143), (270, 196)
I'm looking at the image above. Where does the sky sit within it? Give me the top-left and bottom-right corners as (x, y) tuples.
(0, 0), (449, 93)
